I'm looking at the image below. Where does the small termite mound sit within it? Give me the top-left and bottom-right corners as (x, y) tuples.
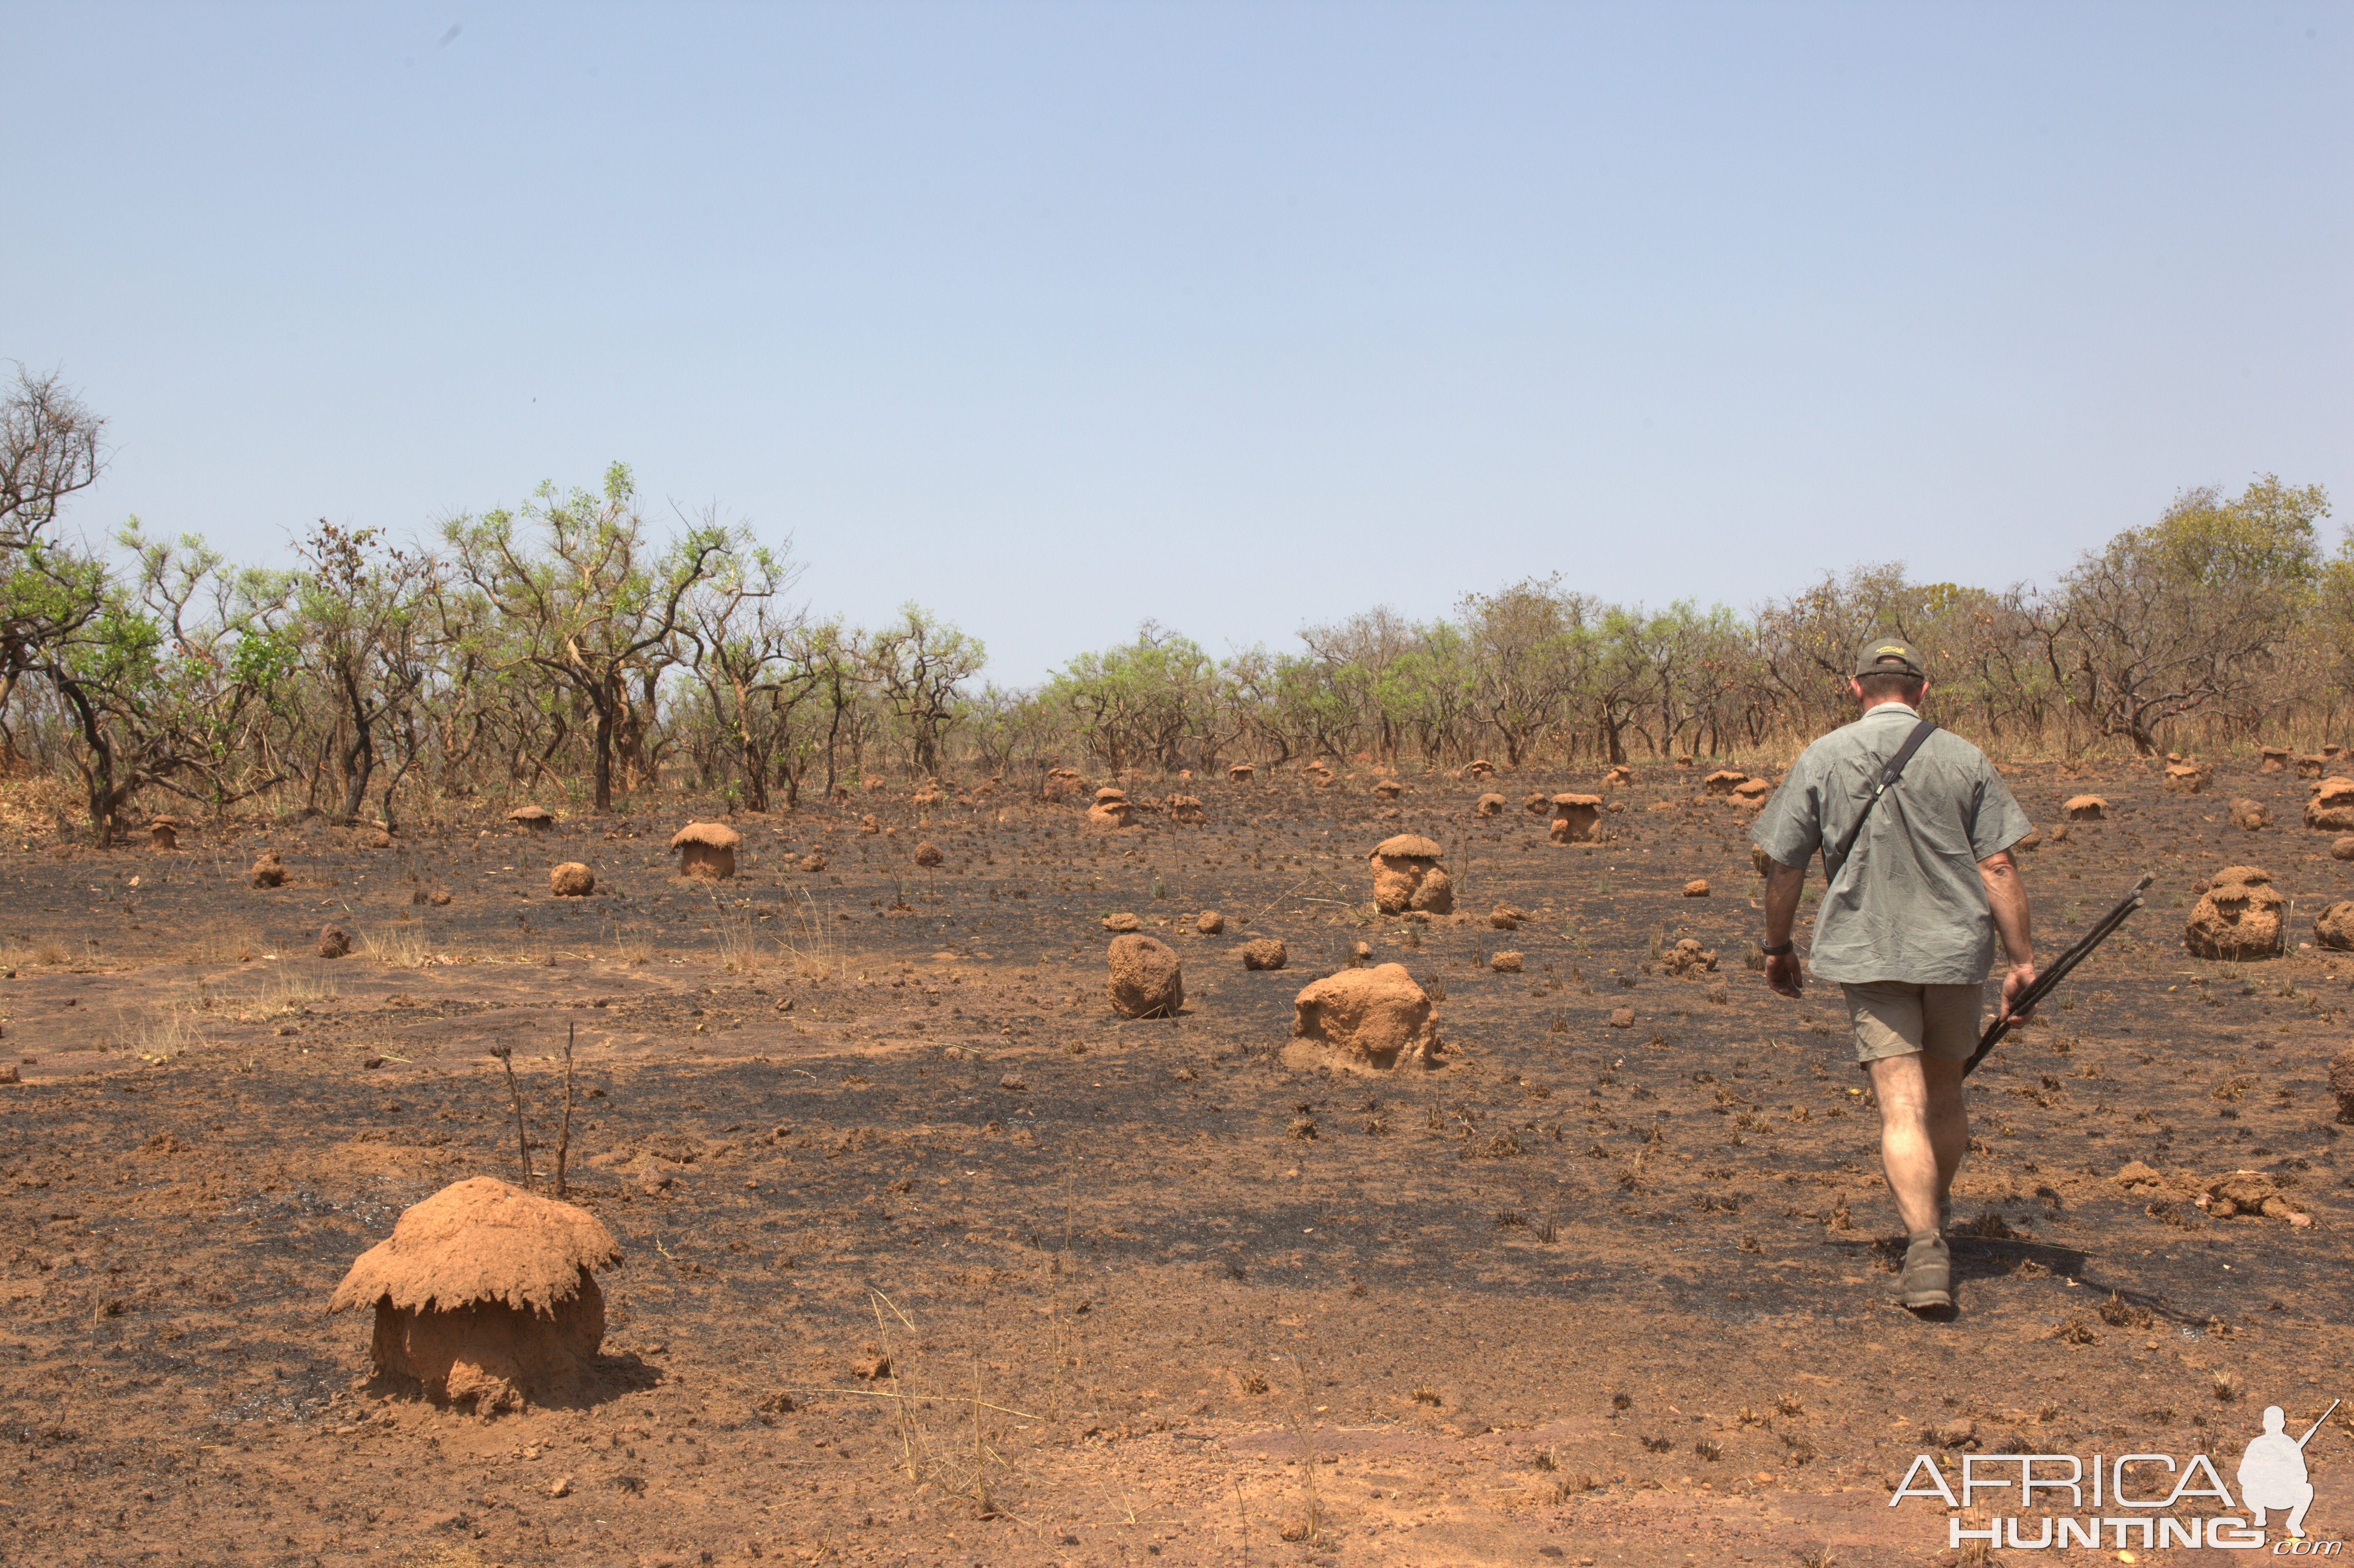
(1549, 793), (1603, 845)
(670, 821), (740, 879)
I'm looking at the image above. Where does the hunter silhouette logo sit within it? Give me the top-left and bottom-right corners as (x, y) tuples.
(2242, 1400), (2337, 1538)
(1890, 1395), (2342, 1550)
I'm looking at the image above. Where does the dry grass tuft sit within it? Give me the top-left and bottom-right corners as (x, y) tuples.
(358, 925), (432, 968)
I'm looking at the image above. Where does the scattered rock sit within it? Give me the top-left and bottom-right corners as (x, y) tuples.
(1609, 1007), (1635, 1028)
(1370, 834), (1454, 915)
(328, 1177), (623, 1414)
(429, 890), (452, 906)
(1474, 792), (1506, 818)
(1290, 963), (1437, 1067)
(1106, 934), (1183, 1019)
(549, 1476), (571, 1499)
(913, 841), (944, 868)
(0, 1064), (18, 1085)
(547, 862), (594, 897)
(2013, 826), (2042, 851)
(1682, 879), (1710, 898)
(1489, 951), (1522, 973)
(251, 853), (287, 889)
(1490, 905), (1525, 931)
(318, 925), (351, 959)
(1549, 793), (1603, 845)
(1102, 912), (1141, 933)
(2113, 1160), (2167, 1191)
(859, 814), (882, 835)
(2184, 865), (2285, 960)
(1195, 910), (1225, 935)
(2329, 1044), (2354, 1122)
(2204, 1170), (2304, 1222)
(2314, 902), (2354, 951)
(1241, 938), (1288, 971)
(2062, 795), (2107, 821)
(852, 1347), (891, 1381)
(1661, 938), (1717, 976)
(669, 821), (741, 880)
(799, 853), (828, 873)
(2306, 778), (2354, 831)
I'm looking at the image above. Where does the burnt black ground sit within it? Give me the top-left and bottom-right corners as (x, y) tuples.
(3, 756), (2352, 1567)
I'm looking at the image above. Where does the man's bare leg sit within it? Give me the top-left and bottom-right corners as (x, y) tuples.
(1866, 1052), (1970, 1233)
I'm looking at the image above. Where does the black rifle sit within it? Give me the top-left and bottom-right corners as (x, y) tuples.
(1963, 871), (2154, 1078)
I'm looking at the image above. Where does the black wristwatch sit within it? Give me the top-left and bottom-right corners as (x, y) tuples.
(1760, 940), (1795, 956)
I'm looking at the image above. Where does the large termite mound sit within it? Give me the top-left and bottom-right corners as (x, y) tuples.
(2184, 865), (2285, 961)
(1368, 834), (1453, 915)
(329, 1177), (623, 1415)
(1086, 787), (1135, 829)
(1290, 963), (1437, 1068)
(2306, 778), (2354, 832)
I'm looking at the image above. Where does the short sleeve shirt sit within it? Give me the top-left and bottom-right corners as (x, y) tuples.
(1751, 704), (2033, 986)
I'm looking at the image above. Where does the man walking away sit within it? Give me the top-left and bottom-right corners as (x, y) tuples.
(1750, 637), (2037, 1315)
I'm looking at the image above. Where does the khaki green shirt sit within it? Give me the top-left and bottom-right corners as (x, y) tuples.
(1752, 703), (2032, 986)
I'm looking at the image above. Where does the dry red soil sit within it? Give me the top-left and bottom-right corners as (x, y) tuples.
(3, 758), (2349, 1568)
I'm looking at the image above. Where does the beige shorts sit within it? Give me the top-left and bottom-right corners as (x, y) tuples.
(1839, 981), (1983, 1065)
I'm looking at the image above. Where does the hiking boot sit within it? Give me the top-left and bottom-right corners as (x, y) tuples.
(1900, 1230), (1952, 1311)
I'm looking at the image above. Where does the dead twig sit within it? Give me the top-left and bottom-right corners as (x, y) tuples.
(489, 1043), (531, 1188)
(555, 1022), (575, 1198)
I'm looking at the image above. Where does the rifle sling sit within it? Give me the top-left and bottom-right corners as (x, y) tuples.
(1824, 718), (1939, 883)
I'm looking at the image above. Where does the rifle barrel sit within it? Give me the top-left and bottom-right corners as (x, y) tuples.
(1964, 872), (2152, 1077)
(2297, 1398), (2341, 1449)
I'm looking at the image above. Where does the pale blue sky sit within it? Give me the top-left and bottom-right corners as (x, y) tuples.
(8, 2), (2348, 681)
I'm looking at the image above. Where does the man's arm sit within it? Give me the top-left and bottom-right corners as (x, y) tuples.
(1978, 848), (2037, 1020)
(1762, 859), (1807, 998)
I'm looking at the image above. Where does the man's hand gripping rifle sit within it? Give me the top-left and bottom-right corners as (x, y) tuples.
(1964, 871), (2155, 1078)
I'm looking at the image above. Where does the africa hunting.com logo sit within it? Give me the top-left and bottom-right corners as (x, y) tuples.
(1889, 1400), (2339, 1552)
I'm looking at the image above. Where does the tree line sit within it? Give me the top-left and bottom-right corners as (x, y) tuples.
(0, 366), (2338, 844)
